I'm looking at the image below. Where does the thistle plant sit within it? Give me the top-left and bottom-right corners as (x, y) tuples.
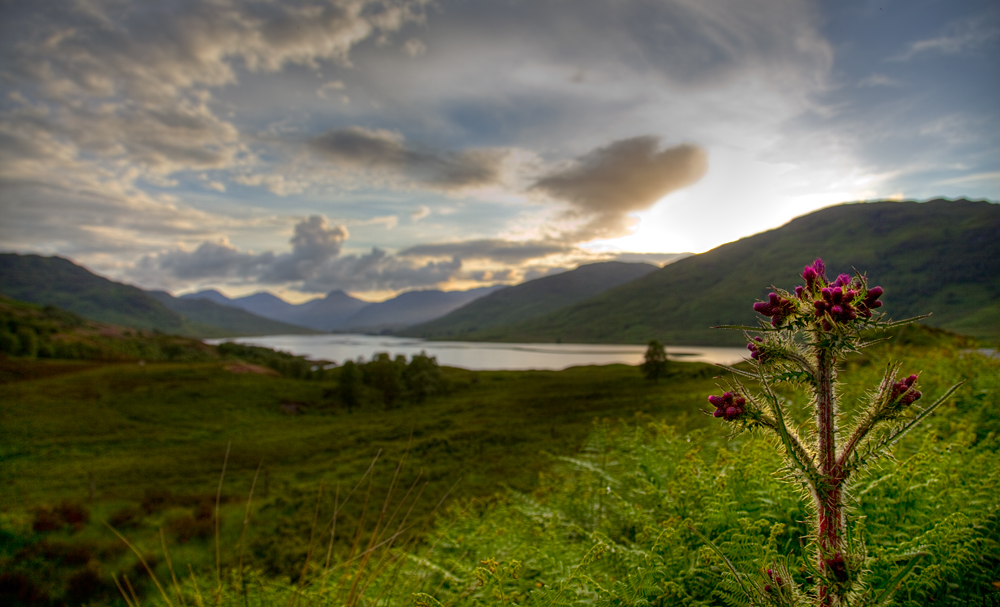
(706, 258), (963, 607)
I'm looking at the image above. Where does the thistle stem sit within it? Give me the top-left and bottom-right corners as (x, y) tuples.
(815, 346), (842, 606)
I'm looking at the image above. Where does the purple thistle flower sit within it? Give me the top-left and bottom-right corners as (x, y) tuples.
(814, 285), (859, 326)
(753, 292), (796, 327)
(708, 391), (746, 421)
(747, 336), (768, 361)
(890, 374), (921, 406)
(801, 258), (827, 292)
(857, 285), (884, 318)
(832, 273), (852, 288)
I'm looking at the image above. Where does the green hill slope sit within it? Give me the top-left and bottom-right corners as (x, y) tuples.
(399, 261), (659, 338)
(468, 199), (1000, 345)
(0, 253), (209, 335)
(0, 253), (313, 338)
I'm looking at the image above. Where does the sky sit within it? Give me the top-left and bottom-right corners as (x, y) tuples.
(1, 0), (997, 302)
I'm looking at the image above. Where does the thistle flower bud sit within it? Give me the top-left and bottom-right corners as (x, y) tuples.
(753, 292), (796, 327)
(801, 258), (827, 292)
(890, 374), (922, 406)
(814, 285), (859, 327)
(857, 285), (884, 318)
(708, 391), (746, 421)
(747, 336), (767, 361)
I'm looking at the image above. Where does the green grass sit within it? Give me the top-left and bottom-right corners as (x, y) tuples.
(0, 360), (718, 511)
(1, 325), (996, 606)
(0, 356), (719, 605)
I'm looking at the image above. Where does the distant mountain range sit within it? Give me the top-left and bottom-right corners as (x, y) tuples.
(0, 253), (511, 338)
(181, 285), (506, 332)
(0, 255), (316, 338)
(181, 289), (370, 331)
(400, 261), (659, 339)
(439, 199), (999, 345)
(3, 198), (995, 345)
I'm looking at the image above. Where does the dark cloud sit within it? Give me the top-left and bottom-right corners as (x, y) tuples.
(300, 248), (462, 293)
(309, 127), (504, 189)
(534, 137), (708, 239)
(136, 241), (276, 281)
(133, 215), (347, 283)
(398, 238), (565, 263)
(129, 214), (467, 293)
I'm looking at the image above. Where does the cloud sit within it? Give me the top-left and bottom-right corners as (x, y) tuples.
(388, 136), (709, 267)
(133, 215), (347, 283)
(309, 127), (505, 190)
(402, 38), (427, 57)
(0, 0), (429, 270)
(533, 136), (708, 240)
(410, 205), (431, 222)
(399, 239), (566, 263)
(316, 80), (347, 99)
(0, 0), (429, 184)
(300, 248), (462, 293)
(857, 74), (901, 88)
(130, 214), (467, 293)
(888, 12), (1000, 61)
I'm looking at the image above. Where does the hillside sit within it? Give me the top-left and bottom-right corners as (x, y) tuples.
(0, 253), (214, 336)
(400, 261), (659, 339)
(0, 254), (316, 338)
(460, 199), (1000, 345)
(0, 295), (219, 362)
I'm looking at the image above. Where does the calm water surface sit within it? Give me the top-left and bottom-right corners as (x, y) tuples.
(208, 334), (749, 370)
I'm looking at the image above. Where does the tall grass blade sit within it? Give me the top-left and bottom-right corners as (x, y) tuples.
(215, 442), (231, 598)
(160, 529), (186, 607)
(104, 521), (174, 607)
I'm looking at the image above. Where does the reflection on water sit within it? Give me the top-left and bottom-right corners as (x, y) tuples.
(208, 334), (749, 371)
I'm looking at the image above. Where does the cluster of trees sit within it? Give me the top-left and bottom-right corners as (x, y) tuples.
(0, 300), (216, 362)
(333, 351), (445, 412)
(0, 304), (86, 359)
(0, 323), (43, 358)
(214, 342), (326, 379)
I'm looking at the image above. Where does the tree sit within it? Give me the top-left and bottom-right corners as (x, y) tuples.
(403, 350), (444, 403)
(640, 339), (668, 382)
(337, 360), (362, 414)
(365, 352), (404, 410)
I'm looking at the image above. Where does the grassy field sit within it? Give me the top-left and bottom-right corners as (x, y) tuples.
(1, 327), (997, 606)
(0, 354), (721, 605)
(0, 359), (719, 508)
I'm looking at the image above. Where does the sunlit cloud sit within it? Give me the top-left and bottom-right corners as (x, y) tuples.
(533, 137), (708, 241)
